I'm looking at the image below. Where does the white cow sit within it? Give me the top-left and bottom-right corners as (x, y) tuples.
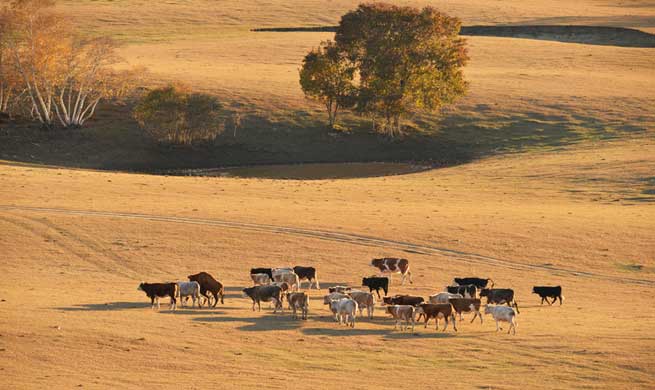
(429, 292), (463, 304)
(348, 290), (376, 319)
(385, 305), (415, 332)
(484, 305), (517, 335)
(250, 273), (271, 285)
(176, 281), (202, 308)
(271, 267), (294, 280)
(272, 272), (300, 291)
(329, 298), (358, 328)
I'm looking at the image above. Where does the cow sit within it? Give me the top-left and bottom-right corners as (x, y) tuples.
(449, 298), (483, 324)
(362, 277), (389, 299)
(371, 258), (412, 285)
(188, 272), (224, 306)
(176, 281), (203, 308)
(137, 282), (178, 310)
(250, 268), (273, 279)
(293, 266), (320, 289)
(532, 286), (563, 305)
(323, 292), (349, 305)
(287, 292), (309, 320)
(271, 267), (294, 280)
(484, 305), (517, 335)
(242, 285), (283, 313)
(480, 288), (519, 314)
(415, 303), (457, 331)
(250, 273), (272, 286)
(446, 284), (477, 298)
(382, 295), (424, 307)
(429, 292), (463, 304)
(454, 277), (494, 289)
(348, 290), (376, 319)
(385, 305), (415, 332)
(272, 272), (300, 291)
(329, 298), (358, 328)
(328, 286), (351, 294)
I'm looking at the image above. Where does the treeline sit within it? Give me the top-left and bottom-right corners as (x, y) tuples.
(300, 3), (469, 137)
(1, 1), (469, 147)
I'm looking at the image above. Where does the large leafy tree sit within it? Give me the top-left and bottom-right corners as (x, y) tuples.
(299, 40), (356, 128)
(335, 3), (469, 137)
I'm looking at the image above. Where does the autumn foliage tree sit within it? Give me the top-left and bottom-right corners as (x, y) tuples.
(299, 40), (356, 128)
(2, 0), (136, 128)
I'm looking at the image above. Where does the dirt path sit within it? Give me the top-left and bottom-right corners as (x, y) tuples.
(1, 204), (651, 286)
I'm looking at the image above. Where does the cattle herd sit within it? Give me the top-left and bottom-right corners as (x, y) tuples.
(137, 257), (564, 335)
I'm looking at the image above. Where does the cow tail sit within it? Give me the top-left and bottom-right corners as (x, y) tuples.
(488, 278), (495, 288)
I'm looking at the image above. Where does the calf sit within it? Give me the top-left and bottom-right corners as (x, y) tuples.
(328, 286), (351, 294)
(484, 305), (517, 335)
(415, 303), (457, 331)
(137, 282), (178, 310)
(250, 268), (273, 279)
(250, 273), (271, 286)
(532, 286), (563, 305)
(449, 298), (483, 324)
(287, 292), (309, 320)
(362, 277), (389, 299)
(385, 305), (415, 332)
(446, 284), (477, 298)
(329, 298), (358, 328)
(348, 290), (376, 319)
(176, 281), (203, 308)
(273, 272), (300, 291)
(371, 258), (413, 285)
(242, 285), (283, 313)
(429, 292), (463, 304)
(382, 295), (424, 307)
(293, 266), (320, 289)
(188, 272), (224, 306)
(454, 277), (494, 289)
(323, 292), (350, 305)
(480, 288), (519, 313)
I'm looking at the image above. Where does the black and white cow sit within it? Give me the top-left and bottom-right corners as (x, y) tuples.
(370, 258), (412, 285)
(293, 266), (320, 289)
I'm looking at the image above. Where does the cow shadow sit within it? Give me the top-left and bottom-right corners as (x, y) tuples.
(57, 302), (153, 311)
(301, 327), (390, 337)
(192, 313), (303, 331)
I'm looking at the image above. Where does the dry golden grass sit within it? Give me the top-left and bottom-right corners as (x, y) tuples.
(1, 1), (654, 388)
(1, 137), (654, 389)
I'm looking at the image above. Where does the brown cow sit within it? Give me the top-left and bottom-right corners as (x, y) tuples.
(187, 272), (224, 306)
(415, 303), (457, 332)
(449, 298), (483, 324)
(385, 305), (415, 331)
(287, 292), (309, 320)
(382, 295), (424, 306)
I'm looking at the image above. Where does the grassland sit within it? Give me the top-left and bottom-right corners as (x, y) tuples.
(1, 0), (654, 388)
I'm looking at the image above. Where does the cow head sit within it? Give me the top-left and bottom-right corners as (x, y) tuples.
(242, 287), (255, 298)
(531, 287), (538, 294)
(487, 278), (495, 288)
(382, 297), (393, 305)
(137, 282), (145, 291)
(484, 305), (493, 315)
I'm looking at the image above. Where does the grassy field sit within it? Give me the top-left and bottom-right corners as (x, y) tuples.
(1, 0), (654, 388)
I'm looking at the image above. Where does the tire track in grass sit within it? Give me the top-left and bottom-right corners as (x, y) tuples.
(1, 205), (652, 286)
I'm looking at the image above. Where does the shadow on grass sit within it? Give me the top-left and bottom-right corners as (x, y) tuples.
(58, 301), (153, 311)
(192, 313), (303, 331)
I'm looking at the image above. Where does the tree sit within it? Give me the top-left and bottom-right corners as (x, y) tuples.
(0, 6), (22, 116)
(299, 40), (356, 128)
(5, 0), (136, 128)
(133, 85), (225, 146)
(335, 3), (469, 137)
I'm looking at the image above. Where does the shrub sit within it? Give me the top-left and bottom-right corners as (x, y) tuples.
(133, 85), (224, 146)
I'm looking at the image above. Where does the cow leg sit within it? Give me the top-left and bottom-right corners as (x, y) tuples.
(540, 297), (545, 305)
(558, 296), (563, 305)
(156, 297), (160, 310)
(495, 320), (500, 332)
(452, 314), (457, 332)
(150, 297), (155, 310)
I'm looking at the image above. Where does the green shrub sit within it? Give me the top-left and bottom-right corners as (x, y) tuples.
(133, 85), (224, 146)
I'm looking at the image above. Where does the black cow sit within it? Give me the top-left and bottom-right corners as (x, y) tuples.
(242, 285), (283, 312)
(293, 266), (320, 289)
(382, 295), (424, 306)
(188, 272), (224, 306)
(532, 286), (563, 305)
(480, 288), (519, 313)
(250, 268), (273, 279)
(137, 282), (177, 310)
(447, 284), (477, 298)
(362, 277), (389, 298)
(454, 277), (494, 289)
